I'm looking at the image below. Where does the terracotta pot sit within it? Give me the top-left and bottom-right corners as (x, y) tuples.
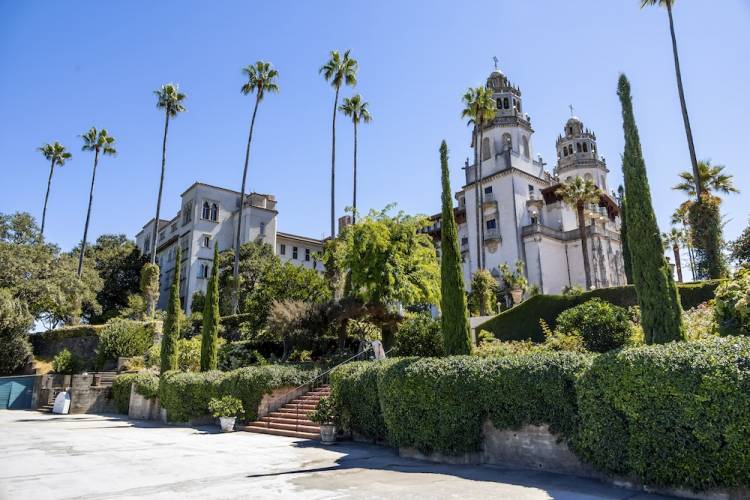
(219, 417), (236, 432)
(510, 287), (523, 305)
(320, 424), (336, 444)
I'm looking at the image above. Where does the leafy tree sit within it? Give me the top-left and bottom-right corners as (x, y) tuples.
(149, 83), (186, 264)
(231, 61), (279, 314)
(730, 220), (750, 265)
(556, 176), (601, 290)
(267, 299), (314, 361)
(200, 244), (220, 371)
(190, 291), (206, 315)
(0, 288), (34, 376)
(439, 141), (472, 354)
(339, 94), (372, 223)
(617, 185), (633, 283)
(140, 262), (160, 319)
(468, 270), (496, 317)
(393, 313), (444, 357)
(640, 0), (701, 199)
(617, 74), (684, 343)
(161, 246), (181, 373)
(78, 127), (116, 277)
(320, 49), (358, 237)
(461, 86), (497, 269)
(37, 141), (72, 237)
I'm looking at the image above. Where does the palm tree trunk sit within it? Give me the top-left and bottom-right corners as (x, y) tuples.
(578, 204), (592, 290)
(672, 244), (683, 282)
(330, 86), (340, 237)
(78, 149), (99, 277)
(232, 95), (261, 314)
(478, 124), (487, 269)
(686, 239), (696, 280)
(352, 119), (358, 224)
(150, 111), (171, 265)
(41, 158), (56, 237)
(667, 3), (701, 200)
(472, 127), (481, 272)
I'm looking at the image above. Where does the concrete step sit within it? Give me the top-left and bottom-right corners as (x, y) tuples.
(247, 421), (320, 434)
(260, 415), (316, 427)
(239, 424), (320, 440)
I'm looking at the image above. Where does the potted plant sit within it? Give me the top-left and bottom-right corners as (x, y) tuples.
(208, 395), (244, 432)
(309, 396), (338, 444)
(500, 261), (528, 306)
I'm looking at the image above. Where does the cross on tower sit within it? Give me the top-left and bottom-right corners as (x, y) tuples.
(569, 104), (575, 117)
(492, 56), (499, 70)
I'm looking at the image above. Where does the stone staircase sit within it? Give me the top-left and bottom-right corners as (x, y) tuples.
(239, 385), (330, 439)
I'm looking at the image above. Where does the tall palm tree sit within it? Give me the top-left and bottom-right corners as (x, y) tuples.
(556, 176), (601, 290)
(461, 86), (497, 269)
(37, 142), (72, 237)
(78, 127), (116, 277)
(640, 0), (701, 199)
(231, 61), (279, 314)
(149, 83), (186, 264)
(338, 94), (372, 224)
(320, 50), (358, 237)
(671, 204), (696, 279)
(672, 160), (739, 201)
(662, 227), (685, 282)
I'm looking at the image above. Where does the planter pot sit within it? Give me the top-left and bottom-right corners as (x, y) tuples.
(320, 424), (336, 444)
(510, 288), (523, 305)
(219, 417), (236, 432)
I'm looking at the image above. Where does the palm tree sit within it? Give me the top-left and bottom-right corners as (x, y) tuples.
(338, 94), (372, 224)
(671, 204), (696, 279)
(662, 227), (685, 282)
(672, 160), (739, 201)
(78, 127), (116, 277)
(320, 50), (358, 237)
(640, 0), (701, 199)
(149, 83), (186, 264)
(461, 86), (497, 269)
(37, 142), (72, 237)
(231, 61), (279, 314)
(556, 177), (601, 290)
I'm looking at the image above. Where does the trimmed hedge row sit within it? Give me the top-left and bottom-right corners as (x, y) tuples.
(479, 281), (721, 342)
(159, 365), (318, 423)
(331, 337), (750, 491)
(112, 371), (159, 414)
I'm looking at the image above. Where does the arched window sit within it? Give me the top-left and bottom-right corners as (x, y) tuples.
(576, 142), (582, 153)
(502, 133), (512, 151)
(200, 263), (209, 279)
(210, 203), (218, 222)
(481, 137), (491, 161)
(582, 142), (588, 153)
(563, 146), (569, 157)
(568, 126), (573, 136)
(202, 202), (210, 220)
(496, 98), (502, 109)
(503, 97), (510, 110)
(522, 136), (530, 158)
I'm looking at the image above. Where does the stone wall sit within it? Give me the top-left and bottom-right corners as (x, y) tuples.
(30, 328), (102, 362)
(68, 373), (115, 414)
(128, 385), (161, 420)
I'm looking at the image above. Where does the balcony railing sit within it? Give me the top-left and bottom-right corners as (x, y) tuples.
(482, 192), (496, 205)
(484, 228), (501, 242)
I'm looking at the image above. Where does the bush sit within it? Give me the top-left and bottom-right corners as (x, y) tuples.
(112, 371), (159, 414)
(555, 299), (634, 353)
(330, 361), (390, 442)
(145, 336), (225, 372)
(575, 338), (750, 490)
(218, 340), (269, 370)
(478, 281), (721, 342)
(308, 396), (337, 425)
(208, 395), (244, 418)
(472, 340), (540, 357)
(392, 313), (443, 357)
(683, 302), (718, 340)
(96, 319), (154, 365)
(714, 268), (750, 336)
(158, 365), (318, 423)
(52, 348), (81, 374)
(0, 289), (34, 375)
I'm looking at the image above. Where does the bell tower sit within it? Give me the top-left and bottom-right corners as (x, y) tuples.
(554, 113), (609, 191)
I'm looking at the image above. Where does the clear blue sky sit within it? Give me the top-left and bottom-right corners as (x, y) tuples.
(1, 1), (748, 252)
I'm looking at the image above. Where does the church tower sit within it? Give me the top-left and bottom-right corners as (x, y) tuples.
(554, 115), (609, 192)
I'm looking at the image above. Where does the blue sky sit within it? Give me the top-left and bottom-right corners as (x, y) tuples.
(1, 1), (748, 253)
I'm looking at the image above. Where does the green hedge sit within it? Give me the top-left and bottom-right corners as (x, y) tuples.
(479, 281), (721, 342)
(112, 371), (159, 414)
(575, 337), (750, 490)
(330, 361), (391, 442)
(158, 365), (318, 423)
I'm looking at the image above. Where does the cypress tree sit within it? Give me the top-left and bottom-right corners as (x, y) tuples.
(438, 141), (472, 355)
(200, 244), (220, 371)
(160, 246), (181, 372)
(617, 74), (684, 343)
(617, 185), (633, 284)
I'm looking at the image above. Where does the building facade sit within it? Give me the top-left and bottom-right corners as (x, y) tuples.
(135, 182), (324, 313)
(428, 68), (626, 296)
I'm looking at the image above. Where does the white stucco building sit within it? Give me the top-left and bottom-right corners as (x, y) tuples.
(427, 68), (626, 295)
(135, 182), (324, 312)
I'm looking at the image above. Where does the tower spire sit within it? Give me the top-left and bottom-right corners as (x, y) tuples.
(492, 56), (499, 70)
(569, 104), (575, 117)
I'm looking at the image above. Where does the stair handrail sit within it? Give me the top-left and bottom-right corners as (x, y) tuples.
(260, 344), (375, 421)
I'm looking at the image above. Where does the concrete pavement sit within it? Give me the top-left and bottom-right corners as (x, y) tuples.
(0, 411), (674, 499)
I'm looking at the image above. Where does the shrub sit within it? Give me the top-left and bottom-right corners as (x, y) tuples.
(112, 371), (159, 414)
(146, 336), (225, 372)
(554, 299), (634, 353)
(208, 395), (244, 418)
(472, 340), (540, 357)
(377, 353), (591, 455)
(52, 348), (81, 374)
(575, 338), (750, 489)
(714, 267), (750, 336)
(308, 396), (337, 425)
(97, 319), (153, 365)
(0, 289), (34, 375)
(218, 340), (269, 370)
(330, 361), (390, 442)
(392, 313), (443, 357)
(683, 301), (718, 340)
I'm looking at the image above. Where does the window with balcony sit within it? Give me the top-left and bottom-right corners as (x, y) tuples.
(484, 186), (492, 194)
(486, 219), (497, 230)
